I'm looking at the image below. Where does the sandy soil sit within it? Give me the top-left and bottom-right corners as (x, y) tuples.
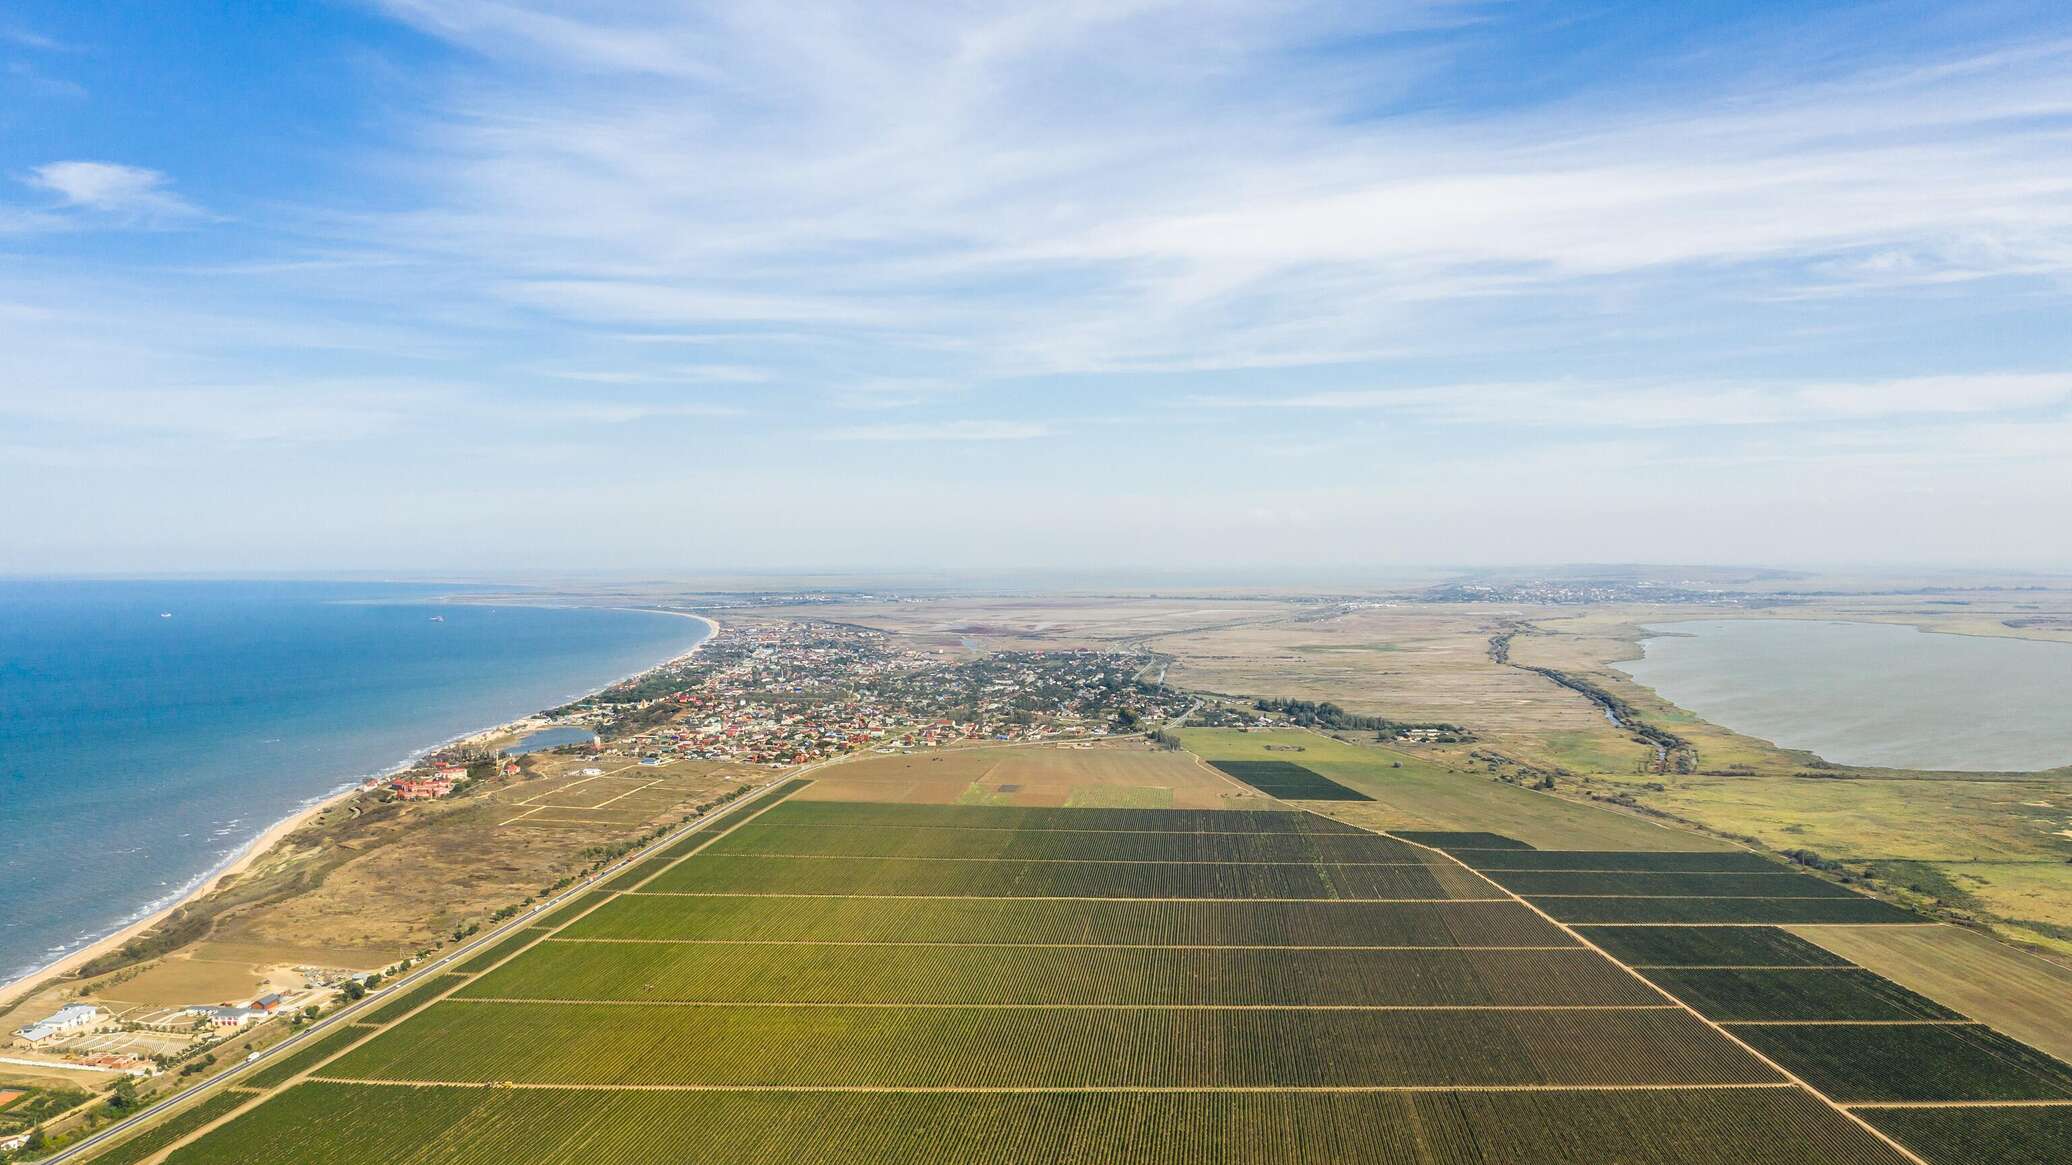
(0, 787), (350, 1013)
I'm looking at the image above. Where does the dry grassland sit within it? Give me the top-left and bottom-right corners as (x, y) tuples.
(215, 756), (748, 959)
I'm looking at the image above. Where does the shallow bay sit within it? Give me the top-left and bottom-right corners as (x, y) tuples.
(1617, 619), (2072, 772)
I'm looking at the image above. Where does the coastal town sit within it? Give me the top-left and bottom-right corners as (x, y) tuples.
(539, 620), (1194, 767)
(0, 619), (1195, 1157)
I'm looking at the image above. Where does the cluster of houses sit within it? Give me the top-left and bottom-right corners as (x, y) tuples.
(386, 763), (470, 800)
(550, 623), (1193, 768)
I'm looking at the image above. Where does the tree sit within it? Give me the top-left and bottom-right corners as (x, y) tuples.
(105, 1077), (140, 1116)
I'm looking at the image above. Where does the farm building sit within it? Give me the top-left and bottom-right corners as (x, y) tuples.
(183, 1005), (262, 1029)
(13, 1003), (103, 1045)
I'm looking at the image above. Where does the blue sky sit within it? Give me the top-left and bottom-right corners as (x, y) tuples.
(4, 1), (2070, 574)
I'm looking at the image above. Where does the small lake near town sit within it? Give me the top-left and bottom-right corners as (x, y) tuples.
(1615, 619), (2072, 772)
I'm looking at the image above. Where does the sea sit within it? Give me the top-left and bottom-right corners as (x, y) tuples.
(0, 580), (708, 986)
(1616, 619), (2072, 772)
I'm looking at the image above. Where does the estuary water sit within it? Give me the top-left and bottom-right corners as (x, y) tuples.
(1616, 619), (2072, 772)
(0, 580), (707, 986)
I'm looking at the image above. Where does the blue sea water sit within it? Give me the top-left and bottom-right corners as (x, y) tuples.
(0, 580), (707, 985)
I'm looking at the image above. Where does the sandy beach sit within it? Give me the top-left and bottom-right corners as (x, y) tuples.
(0, 607), (719, 1014)
(0, 787), (352, 1012)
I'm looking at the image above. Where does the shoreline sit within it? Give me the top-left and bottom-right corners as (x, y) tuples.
(1607, 617), (2072, 776)
(0, 606), (718, 1013)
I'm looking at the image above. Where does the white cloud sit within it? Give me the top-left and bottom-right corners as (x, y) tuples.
(819, 420), (1053, 441)
(24, 161), (204, 223)
(345, 4), (2072, 381)
(10, 3), (2072, 570)
(1198, 373), (2072, 429)
(539, 364), (772, 384)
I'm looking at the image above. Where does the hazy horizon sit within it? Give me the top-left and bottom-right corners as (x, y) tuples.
(6, 1), (2071, 573)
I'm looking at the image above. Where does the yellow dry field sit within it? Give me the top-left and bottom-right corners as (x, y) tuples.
(15, 754), (758, 1003)
(797, 744), (1268, 809)
(1159, 605), (1633, 743)
(0, 1061), (98, 1091)
(216, 757), (748, 959)
(1792, 923), (2072, 1062)
(92, 955), (270, 1008)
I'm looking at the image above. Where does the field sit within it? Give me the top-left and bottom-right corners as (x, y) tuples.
(1179, 729), (1734, 851)
(80, 1091), (254, 1165)
(560, 893), (1572, 946)
(1636, 968), (1962, 1021)
(460, 943), (1657, 1006)
(168, 1085), (1915, 1165)
(1732, 1024), (2072, 1102)
(0, 1084), (90, 1137)
(793, 743), (1263, 808)
(142, 785), (1967, 1164)
(1206, 760), (1373, 801)
(1864, 1108), (2072, 1165)
(1791, 923), (2072, 1062)
(1434, 839), (1925, 925)
(1578, 925), (1856, 967)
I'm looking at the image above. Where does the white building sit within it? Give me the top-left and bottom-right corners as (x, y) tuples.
(183, 1005), (261, 1029)
(14, 1003), (103, 1045)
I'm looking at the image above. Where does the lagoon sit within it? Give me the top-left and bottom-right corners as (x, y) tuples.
(509, 725), (600, 754)
(1616, 619), (2072, 772)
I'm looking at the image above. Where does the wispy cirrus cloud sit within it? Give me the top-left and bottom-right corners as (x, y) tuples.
(9, 2), (2072, 570)
(818, 420), (1054, 442)
(1195, 373), (2072, 428)
(360, 2), (2072, 379)
(23, 161), (205, 224)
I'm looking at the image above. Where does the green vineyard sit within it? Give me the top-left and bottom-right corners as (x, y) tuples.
(134, 792), (2068, 1164)
(170, 1084), (1916, 1165)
